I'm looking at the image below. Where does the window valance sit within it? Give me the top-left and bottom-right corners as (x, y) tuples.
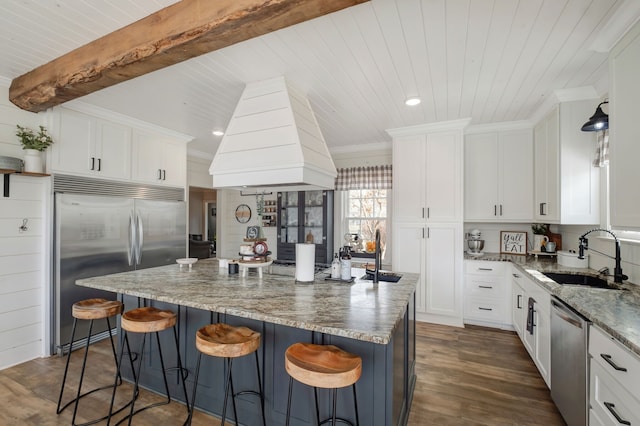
(334, 165), (392, 190)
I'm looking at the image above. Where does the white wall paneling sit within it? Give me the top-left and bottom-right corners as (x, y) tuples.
(0, 176), (50, 370)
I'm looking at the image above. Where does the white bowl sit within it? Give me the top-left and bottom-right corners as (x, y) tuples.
(176, 258), (198, 268)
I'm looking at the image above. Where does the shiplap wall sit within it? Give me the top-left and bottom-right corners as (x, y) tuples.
(0, 79), (50, 369)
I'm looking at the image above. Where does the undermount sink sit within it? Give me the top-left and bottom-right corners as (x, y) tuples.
(542, 272), (620, 289)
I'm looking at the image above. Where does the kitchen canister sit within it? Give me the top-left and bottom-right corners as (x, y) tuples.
(228, 260), (239, 274)
(295, 243), (315, 282)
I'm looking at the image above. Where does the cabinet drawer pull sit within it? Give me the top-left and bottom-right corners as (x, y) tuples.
(158, 169), (162, 180)
(97, 158), (101, 171)
(600, 354), (628, 372)
(494, 205), (497, 216)
(604, 402), (631, 425)
(478, 268), (493, 271)
(512, 273), (520, 278)
(500, 204), (503, 216)
(517, 294), (522, 309)
(162, 169), (166, 180)
(478, 307), (493, 311)
(90, 157), (95, 171)
(478, 285), (493, 289)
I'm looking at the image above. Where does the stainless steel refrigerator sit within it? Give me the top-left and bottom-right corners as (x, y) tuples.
(53, 191), (186, 355)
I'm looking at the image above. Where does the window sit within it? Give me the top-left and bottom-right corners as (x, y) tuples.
(344, 189), (388, 257)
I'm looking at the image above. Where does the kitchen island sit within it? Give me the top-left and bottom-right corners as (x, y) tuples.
(77, 258), (417, 425)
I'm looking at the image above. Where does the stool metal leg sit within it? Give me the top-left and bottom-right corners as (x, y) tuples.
(172, 324), (191, 411)
(314, 387), (320, 425)
(286, 376), (294, 426)
(352, 384), (359, 426)
(56, 317), (79, 415)
(185, 352), (202, 426)
(254, 351), (266, 426)
(331, 388), (338, 426)
(71, 319), (95, 424)
(221, 357), (237, 425)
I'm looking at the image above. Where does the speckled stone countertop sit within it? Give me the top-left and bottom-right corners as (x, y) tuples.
(465, 252), (640, 356)
(76, 259), (418, 345)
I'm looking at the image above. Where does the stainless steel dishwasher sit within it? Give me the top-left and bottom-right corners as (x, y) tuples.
(550, 296), (591, 426)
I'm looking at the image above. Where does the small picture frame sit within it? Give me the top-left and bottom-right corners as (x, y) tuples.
(246, 225), (261, 240)
(500, 231), (528, 255)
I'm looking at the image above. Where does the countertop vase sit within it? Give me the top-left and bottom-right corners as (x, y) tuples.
(23, 149), (43, 173)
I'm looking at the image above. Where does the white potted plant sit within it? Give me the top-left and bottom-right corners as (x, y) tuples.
(16, 125), (53, 173)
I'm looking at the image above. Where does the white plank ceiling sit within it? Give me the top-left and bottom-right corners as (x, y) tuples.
(0, 0), (637, 158)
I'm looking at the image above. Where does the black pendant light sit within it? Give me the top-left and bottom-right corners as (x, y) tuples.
(581, 101), (609, 131)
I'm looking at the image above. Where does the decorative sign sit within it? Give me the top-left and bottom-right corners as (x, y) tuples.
(246, 225), (261, 239)
(500, 231), (528, 255)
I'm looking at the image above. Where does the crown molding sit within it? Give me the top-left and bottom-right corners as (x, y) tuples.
(386, 118), (472, 138)
(465, 120), (533, 135)
(63, 99), (194, 143)
(589, 0), (640, 53)
(329, 140), (391, 154)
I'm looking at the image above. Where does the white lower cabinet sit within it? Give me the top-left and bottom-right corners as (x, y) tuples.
(589, 325), (640, 425)
(512, 266), (551, 388)
(511, 270), (526, 339)
(463, 261), (510, 327)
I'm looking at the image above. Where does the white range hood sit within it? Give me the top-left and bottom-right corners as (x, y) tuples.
(210, 76), (337, 190)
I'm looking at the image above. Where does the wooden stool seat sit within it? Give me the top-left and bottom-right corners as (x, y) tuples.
(121, 306), (176, 333)
(195, 323), (261, 358)
(72, 298), (123, 320)
(285, 343), (362, 389)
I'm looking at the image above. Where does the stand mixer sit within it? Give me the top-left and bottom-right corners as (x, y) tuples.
(467, 229), (485, 256)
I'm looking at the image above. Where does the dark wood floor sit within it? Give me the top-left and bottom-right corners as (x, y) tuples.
(0, 322), (564, 425)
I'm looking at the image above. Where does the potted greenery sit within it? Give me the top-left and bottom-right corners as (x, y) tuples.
(16, 125), (53, 173)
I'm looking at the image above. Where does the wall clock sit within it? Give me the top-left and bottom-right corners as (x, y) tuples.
(235, 204), (251, 223)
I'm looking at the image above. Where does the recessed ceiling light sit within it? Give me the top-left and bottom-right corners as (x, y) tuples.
(405, 97), (421, 106)
(212, 130), (224, 136)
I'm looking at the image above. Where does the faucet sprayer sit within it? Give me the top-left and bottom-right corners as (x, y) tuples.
(578, 228), (628, 283)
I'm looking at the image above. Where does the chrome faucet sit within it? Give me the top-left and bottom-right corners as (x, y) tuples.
(578, 228), (628, 283)
(373, 229), (381, 284)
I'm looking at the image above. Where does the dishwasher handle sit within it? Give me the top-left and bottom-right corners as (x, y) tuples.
(551, 298), (585, 329)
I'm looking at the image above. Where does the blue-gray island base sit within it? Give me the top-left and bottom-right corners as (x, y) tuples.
(76, 259), (417, 425)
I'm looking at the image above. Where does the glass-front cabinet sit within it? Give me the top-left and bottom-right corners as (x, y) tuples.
(277, 190), (333, 264)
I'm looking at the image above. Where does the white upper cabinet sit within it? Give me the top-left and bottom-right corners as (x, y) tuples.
(465, 128), (533, 222)
(392, 124), (464, 223)
(533, 100), (600, 224)
(50, 108), (131, 180)
(131, 129), (186, 187)
(610, 19), (640, 229)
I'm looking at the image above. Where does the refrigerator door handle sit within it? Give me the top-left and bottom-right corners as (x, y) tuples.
(136, 213), (144, 265)
(128, 212), (135, 266)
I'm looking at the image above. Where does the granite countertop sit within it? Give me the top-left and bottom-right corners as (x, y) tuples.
(76, 259), (419, 345)
(465, 252), (640, 356)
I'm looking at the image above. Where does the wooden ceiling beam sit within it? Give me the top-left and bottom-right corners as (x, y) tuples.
(9, 0), (368, 112)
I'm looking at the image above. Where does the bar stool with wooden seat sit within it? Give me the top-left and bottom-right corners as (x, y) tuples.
(107, 306), (190, 426)
(56, 298), (129, 426)
(285, 343), (362, 426)
(185, 323), (266, 426)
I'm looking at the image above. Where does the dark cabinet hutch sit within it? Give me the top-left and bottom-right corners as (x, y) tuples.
(277, 190), (334, 264)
